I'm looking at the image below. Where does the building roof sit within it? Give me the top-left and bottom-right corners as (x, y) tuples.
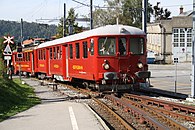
(23, 38), (45, 45)
(178, 10), (193, 17)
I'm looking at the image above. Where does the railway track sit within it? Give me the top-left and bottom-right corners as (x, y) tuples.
(37, 78), (195, 129)
(89, 97), (135, 130)
(104, 94), (195, 129)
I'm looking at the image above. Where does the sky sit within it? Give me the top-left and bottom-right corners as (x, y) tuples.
(0, 0), (193, 26)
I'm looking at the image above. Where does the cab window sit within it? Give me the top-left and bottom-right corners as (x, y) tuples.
(98, 37), (116, 56)
(130, 38), (144, 55)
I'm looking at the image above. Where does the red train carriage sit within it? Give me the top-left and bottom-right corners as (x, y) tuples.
(35, 25), (150, 92)
(12, 47), (36, 76)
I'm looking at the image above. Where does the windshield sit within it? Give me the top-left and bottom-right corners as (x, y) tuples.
(98, 37), (116, 56)
(130, 38), (144, 55)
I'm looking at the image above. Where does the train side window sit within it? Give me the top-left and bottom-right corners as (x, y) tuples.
(83, 41), (88, 58)
(56, 46), (59, 59)
(38, 50), (40, 60)
(129, 38), (144, 55)
(69, 44), (73, 59)
(15, 55), (17, 61)
(40, 50), (42, 60)
(50, 48), (52, 59)
(76, 43), (80, 59)
(59, 47), (62, 59)
(54, 47), (57, 59)
(24, 53), (26, 61)
(27, 52), (29, 61)
(43, 49), (46, 60)
(90, 39), (94, 55)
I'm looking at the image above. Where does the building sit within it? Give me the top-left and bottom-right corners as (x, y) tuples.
(147, 6), (192, 63)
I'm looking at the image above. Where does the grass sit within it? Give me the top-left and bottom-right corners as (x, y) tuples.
(0, 78), (40, 122)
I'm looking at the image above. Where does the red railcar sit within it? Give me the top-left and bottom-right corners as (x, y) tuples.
(12, 47), (36, 76)
(13, 25), (151, 92)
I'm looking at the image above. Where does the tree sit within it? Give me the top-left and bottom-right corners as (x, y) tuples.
(153, 2), (171, 20)
(93, 0), (153, 28)
(0, 20), (56, 40)
(0, 37), (6, 77)
(93, 0), (123, 27)
(56, 8), (83, 38)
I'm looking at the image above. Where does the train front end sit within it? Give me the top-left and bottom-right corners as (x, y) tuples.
(94, 26), (150, 92)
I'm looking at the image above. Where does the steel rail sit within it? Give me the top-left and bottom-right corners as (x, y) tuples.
(124, 93), (195, 114)
(92, 97), (135, 130)
(147, 104), (195, 122)
(105, 95), (169, 130)
(121, 97), (188, 130)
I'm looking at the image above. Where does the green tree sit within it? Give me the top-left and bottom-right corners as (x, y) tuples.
(57, 8), (83, 38)
(93, 0), (153, 28)
(0, 20), (56, 40)
(93, 0), (122, 27)
(153, 2), (171, 20)
(0, 37), (6, 77)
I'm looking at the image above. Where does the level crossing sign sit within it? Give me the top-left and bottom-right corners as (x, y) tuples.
(3, 36), (14, 45)
(3, 44), (12, 55)
(3, 36), (14, 56)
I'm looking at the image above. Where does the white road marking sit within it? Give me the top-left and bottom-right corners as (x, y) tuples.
(69, 106), (79, 130)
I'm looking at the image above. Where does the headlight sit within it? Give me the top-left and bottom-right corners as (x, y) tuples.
(137, 62), (143, 68)
(103, 63), (110, 70)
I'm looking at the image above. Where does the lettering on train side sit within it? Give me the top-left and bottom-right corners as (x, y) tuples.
(54, 64), (59, 68)
(39, 64), (45, 67)
(72, 65), (83, 70)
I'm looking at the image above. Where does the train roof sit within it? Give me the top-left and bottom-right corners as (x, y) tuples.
(37, 24), (145, 49)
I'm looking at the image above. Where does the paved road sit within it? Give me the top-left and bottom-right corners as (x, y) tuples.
(0, 78), (105, 130)
(149, 63), (192, 95)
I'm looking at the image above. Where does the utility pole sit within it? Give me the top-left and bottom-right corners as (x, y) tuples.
(142, 0), (147, 34)
(191, 0), (195, 98)
(19, 18), (23, 81)
(63, 3), (66, 37)
(90, 0), (93, 29)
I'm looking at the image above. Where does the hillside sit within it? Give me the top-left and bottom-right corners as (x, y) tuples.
(0, 78), (40, 121)
(0, 20), (57, 41)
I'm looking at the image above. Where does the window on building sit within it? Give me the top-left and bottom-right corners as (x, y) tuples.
(173, 43), (179, 47)
(187, 43), (192, 47)
(180, 43), (185, 47)
(83, 41), (88, 58)
(173, 28), (179, 33)
(76, 43), (80, 59)
(69, 44), (73, 59)
(173, 28), (179, 47)
(187, 29), (192, 47)
(173, 28), (192, 48)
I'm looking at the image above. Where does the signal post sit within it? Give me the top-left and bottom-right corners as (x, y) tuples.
(3, 36), (14, 79)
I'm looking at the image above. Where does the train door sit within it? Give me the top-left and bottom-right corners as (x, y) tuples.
(48, 48), (52, 75)
(65, 46), (69, 78)
(31, 52), (34, 75)
(117, 37), (128, 71)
